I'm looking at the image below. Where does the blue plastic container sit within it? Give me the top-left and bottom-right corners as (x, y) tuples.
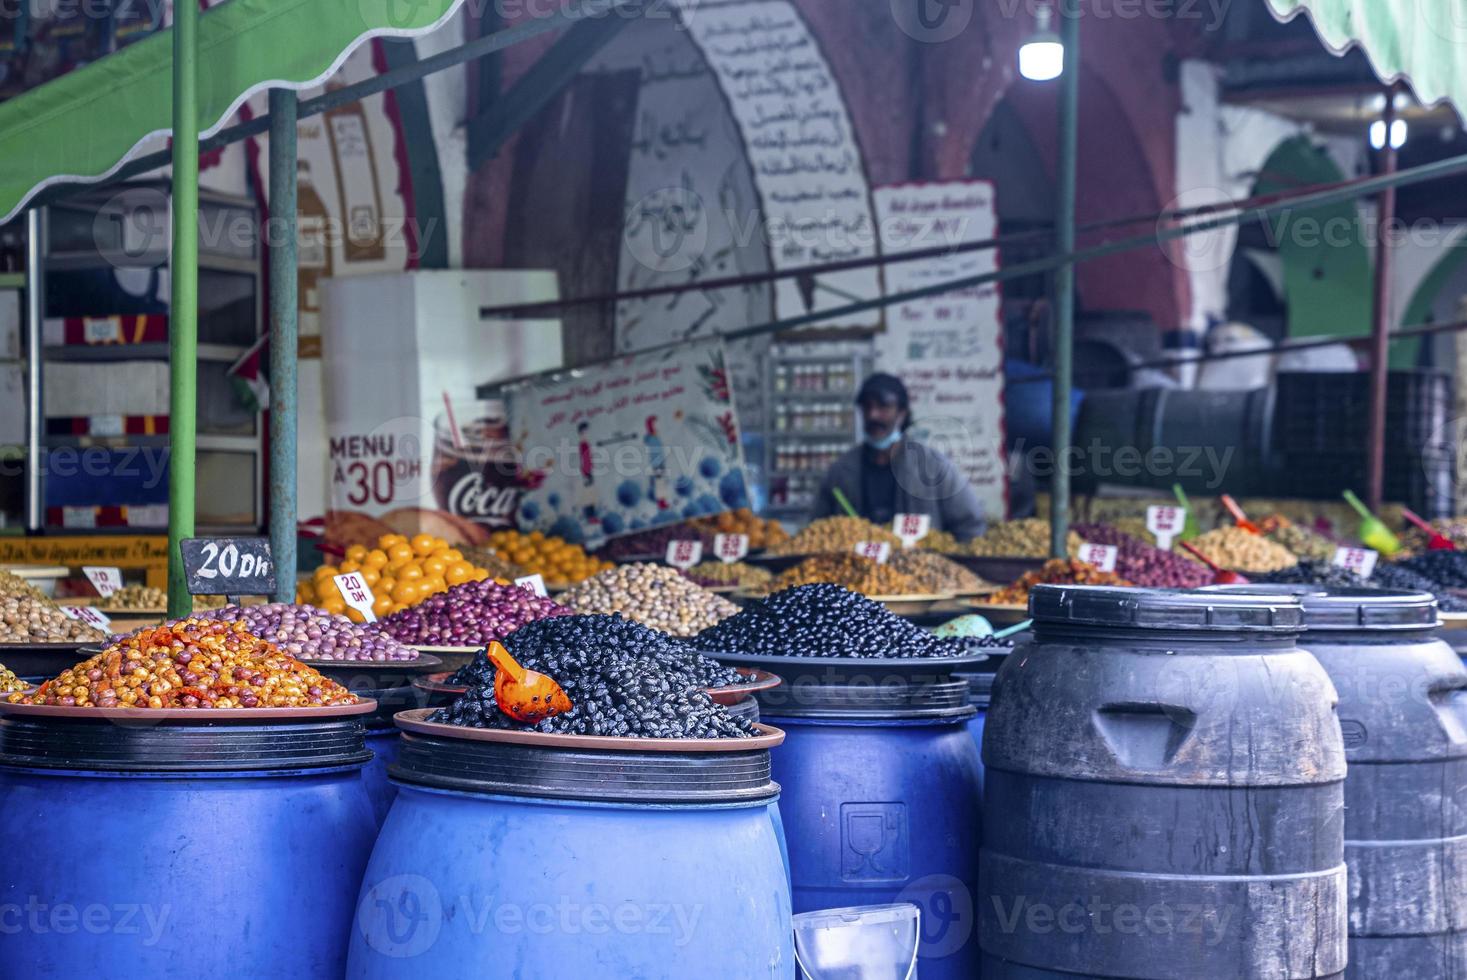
(338, 683), (424, 828)
(364, 727), (401, 825)
(0, 711), (378, 978)
(349, 718), (793, 977)
(760, 676), (982, 980)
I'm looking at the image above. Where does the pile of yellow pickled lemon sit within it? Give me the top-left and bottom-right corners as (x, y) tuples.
(485, 529), (612, 586)
(297, 533), (498, 620)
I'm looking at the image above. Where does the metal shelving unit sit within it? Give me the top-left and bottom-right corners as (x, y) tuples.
(761, 339), (871, 518)
(14, 181), (264, 532)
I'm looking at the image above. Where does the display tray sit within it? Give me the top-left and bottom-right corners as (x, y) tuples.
(949, 555), (1047, 584)
(966, 601), (1031, 626)
(742, 552), (819, 573)
(410, 666), (781, 704)
(606, 551), (767, 567)
(735, 589), (955, 616)
(297, 653), (443, 672)
(685, 583), (741, 595)
(1442, 611), (1467, 627)
(697, 648), (993, 674)
(394, 707), (783, 752)
(407, 645), (483, 656)
(0, 642), (94, 677)
(706, 668), (781, 705)
(0, 698), (378, 721)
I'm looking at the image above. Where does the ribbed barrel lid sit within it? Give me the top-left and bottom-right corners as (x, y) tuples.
(756, 677), (974, 720)
(1029, 584), (1305, 632)
(390, 710), (781, 805)
(1207, 584), (1440, 631)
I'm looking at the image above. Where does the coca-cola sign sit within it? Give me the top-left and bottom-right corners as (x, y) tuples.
(444, 472), (519, 523)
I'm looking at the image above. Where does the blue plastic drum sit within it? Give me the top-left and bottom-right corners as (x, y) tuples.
(0, 705), (379, 979)
(349, 712), (792, 978)
(759, 675), (982, 980)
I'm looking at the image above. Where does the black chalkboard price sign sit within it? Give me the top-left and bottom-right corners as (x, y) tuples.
(180, 537), (276, 596)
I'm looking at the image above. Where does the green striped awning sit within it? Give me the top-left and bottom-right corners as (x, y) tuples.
(1267, 0), (1467, 113)
(0, 0), (463, 223)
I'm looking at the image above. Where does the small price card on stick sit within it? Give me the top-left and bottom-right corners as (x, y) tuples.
(82, 566), (123, 598)
(180, 537), (276, 597)
(712, 533), (749, 564)
(854, 541), (892, 564)
(332, 572), (377, 622)
(1331, 547), (1379, 579)
(515, 574), (548, 597)
(892, 513), (930, 549)
(665, 540), (703, 569)
(1146, 506), (1186, 550)
(1077, 542), (1119, 573)
(59, 605), (111, 632)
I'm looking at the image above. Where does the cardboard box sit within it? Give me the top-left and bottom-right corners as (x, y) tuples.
(0, 290), (18, 360)
(0, 362), (23, 444)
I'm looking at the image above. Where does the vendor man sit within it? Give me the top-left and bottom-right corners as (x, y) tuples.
(810, 373), (986, 540)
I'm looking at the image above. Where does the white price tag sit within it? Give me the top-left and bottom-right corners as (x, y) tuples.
(82, 566), (124, 598)
(59, 605), (111, 631)
(515, 574), (548, 597)
(892, 513), (931, 548)
(665, 540), (703, 569)
(126, 503), (167, 527)
(61, 506), (96, 529)
(332, 572), (378, 622)
(712, 533), (749, 564)
(83, 316), (122, 344)
(1078, 543), (1120, 573)
(1146, 505), (1186, 550)
(853, 541), (892, 564)
(88, 415), (124, 437)
(1331, 547), (1379, 579)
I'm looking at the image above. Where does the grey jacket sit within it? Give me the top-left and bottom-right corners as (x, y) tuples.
(810, 440), (987, 541)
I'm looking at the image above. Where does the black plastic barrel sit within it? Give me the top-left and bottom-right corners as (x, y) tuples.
(1073, 386), (1274, 495)
(981, 585), (1348, 978)
(1216, 586), (1467, 976)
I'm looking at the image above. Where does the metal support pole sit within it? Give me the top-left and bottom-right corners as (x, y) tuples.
(1049, 4), (1080, 556)
(1366, 88), (1398, 512)
(166, 0), (199, 617)
(267, 89), (299, 603)
(23, 208), (43, 531)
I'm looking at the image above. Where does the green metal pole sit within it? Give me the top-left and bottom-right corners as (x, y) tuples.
(268, 89), (299, 603)
(1049, 4), (1079, 557)
(166, 0), (199, 617)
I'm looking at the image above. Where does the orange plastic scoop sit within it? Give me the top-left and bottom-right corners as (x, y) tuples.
(484, 640), (572, 724)
(1180, 541), (1250, 585)
(1220, 494), (1261, 535)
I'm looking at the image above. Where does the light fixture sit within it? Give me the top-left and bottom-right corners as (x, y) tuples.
(1369, 118), (1408, 150)
(1019, 4), (1064, 82)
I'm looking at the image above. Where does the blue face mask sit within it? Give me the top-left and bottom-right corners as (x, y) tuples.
(865, 429), (902, 451)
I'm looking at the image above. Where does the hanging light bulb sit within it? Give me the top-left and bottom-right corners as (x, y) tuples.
(1369, 118), (1408, 150)
(1019, 4), (1065, 82)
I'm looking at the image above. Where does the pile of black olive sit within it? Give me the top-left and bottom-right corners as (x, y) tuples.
(432, 614), (753, 738)
(1256, 559), (1467, 611)
(694, 583), (981, 659)
(1396, 551), (1467, 589)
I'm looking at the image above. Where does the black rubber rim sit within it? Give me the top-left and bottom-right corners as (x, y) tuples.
(0, 717), (372, 772)
(755, 676), (975, 720)
(390, 731), (778, 804)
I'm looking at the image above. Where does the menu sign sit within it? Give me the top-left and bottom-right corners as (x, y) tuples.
(873, 182), (1006, 519)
